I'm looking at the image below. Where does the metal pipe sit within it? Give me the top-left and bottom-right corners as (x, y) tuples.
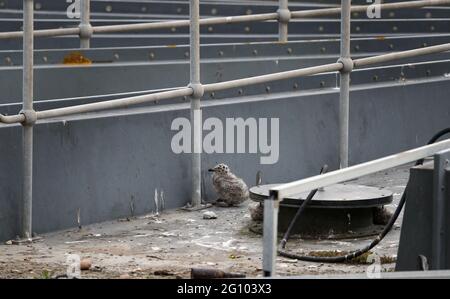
(353, 42), (450, 67)
(22, 0), (34, 240)
(277, 0), (290, 43)
(339, 0), (352, 169)
(0, 28), (80, 40)
(93, 13), (277, 34)
(262, 195), (279, 277)
(0, 114), (26, 124)
(189, 0), (203, 207)
(36, 88), (193, 120)
(203, 62), (343, 93)
(270, 138), (450, 200)
(79, 0), (92, 49)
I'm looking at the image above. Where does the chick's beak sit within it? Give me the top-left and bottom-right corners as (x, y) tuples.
(208, 168), (215, 172)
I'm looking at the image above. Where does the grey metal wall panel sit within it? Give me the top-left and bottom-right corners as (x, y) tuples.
(3, 35), (450, 66)
(1, 52), (450, 104)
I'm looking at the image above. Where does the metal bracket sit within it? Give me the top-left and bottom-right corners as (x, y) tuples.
(19, 109), (37, 126)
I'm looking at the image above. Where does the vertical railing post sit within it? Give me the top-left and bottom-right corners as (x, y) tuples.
(21, 0), (36, 240)
(79, 0), (92, 49)
(189, 0), (204, 207)
(277, 0), (291, 42)
(338, 0), (353, 168)
(262, 195), (279, 277)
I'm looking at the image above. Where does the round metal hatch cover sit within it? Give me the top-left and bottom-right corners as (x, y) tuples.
(250, 183), (393, 208)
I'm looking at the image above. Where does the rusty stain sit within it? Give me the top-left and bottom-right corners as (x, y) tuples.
(375, 36), (386, 41)
(166, 44), (177, 48)
(63, 52), (92, 65)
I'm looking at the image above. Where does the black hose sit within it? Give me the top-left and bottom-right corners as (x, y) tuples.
(278, 128), (450, 263)
(280, 164), (329, 249)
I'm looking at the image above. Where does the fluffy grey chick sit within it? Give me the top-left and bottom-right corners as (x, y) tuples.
(208, 163), (249, 207)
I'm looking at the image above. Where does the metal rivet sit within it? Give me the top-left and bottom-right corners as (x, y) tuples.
(252, 49), (258, 55)
(354, 45), (360, 51)
(244, 26), (251, 33)
(352, 12), (359, 18)
(392, 26), (398, 32)
(293, 83), (299, 89)
(389, 44), (394, 50)
(35, 2), (42, 10)
(176, 8), (182, 14)
(141, 7), (147, 13)
(105, 5), (112, 12)
(389, 12), (395, 17)
(373, 75), (379, 81)
(42, 56), (48, 63)
(318, 26), (324, 32)
(246, 9), (253, 15)
(320, 47), (326, 53)
(0, 2), (5, 8)
(210, 92), (215, 98)
(183, 96), (188, 101)
(425, 12), (432, 18)
(171, 27), (177, 32)
(218, 50), (224, 57)
(320, 81), (325, 87)
(422, 42), (428, 47)
(426, 70), (431, 76)
(430, 25), (435, 31)
(287, 48), (292, 54)
(265, 86), (271, 93)
(238, 89), (243, 95)
(149, 52), (155, 60)
(114, 53), (120, 60)
(211, 8), (218, 15)
(355, 26), (361, 32)
(208, 26), (213, 32)
(5, 57), (12, 65)
(184, 51), (190, 58)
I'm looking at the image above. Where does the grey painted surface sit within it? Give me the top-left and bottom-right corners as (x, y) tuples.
(396, 163), (450, 271)
(1, 78), (450, 241)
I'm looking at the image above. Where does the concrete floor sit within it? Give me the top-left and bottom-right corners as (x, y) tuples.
(0, 164), (411, 279)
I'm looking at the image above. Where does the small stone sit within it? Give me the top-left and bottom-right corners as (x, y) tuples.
(119, 273), (131, 279)
(202, 211), (218, 220)
(5, 240), (13, 245)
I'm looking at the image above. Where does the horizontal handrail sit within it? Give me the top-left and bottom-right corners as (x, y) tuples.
(0, 0), (449, 40)
(35, 87), (193, 120)
(270, 138), (450, 200)
(1, 40), (450, 123)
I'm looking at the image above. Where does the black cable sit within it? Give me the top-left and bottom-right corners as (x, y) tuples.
(278, 128), (450, 263)
(280, 164), (328, 249)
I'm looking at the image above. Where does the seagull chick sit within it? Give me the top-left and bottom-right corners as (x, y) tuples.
(208, 163), (249, 207)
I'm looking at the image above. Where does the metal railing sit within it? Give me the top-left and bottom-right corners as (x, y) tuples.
(0, 0), (449, 270)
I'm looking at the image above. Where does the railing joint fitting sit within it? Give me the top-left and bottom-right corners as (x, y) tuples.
(188, 83), (204, 99)
(337, 57), (354, 73)
(20, 109), (37, 126)
(277, 8), (291, 24)
(79, 23), (93, 39)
